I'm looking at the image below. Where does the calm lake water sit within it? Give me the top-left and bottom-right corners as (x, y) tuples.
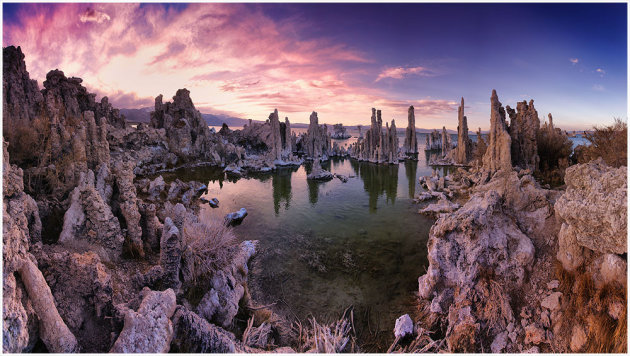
(165, 130), (586, 351)
(162, 135), (450, 351)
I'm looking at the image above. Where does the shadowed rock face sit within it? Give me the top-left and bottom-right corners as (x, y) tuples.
(507, 100), (540, 171)
(482, 90), (512, 173)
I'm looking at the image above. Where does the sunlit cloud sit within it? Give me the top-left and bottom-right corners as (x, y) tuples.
(596, 68), (606, 76)
(375, 66), (435, 82)
(79, 8), (111, 23)
(2, 3), (470, 127)
(569, 58), (579, 64)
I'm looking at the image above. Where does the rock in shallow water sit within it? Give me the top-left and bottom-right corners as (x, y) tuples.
(224, 208), (248, 226)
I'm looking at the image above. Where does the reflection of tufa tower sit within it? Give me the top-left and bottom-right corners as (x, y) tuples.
(271, 167), (294, 215)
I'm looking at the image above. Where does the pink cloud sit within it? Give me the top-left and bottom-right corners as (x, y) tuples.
(375, 66), (436, 82)
(4, 3), (457, 126)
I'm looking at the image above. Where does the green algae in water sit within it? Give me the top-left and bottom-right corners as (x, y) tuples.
(161, 154), (451, 351)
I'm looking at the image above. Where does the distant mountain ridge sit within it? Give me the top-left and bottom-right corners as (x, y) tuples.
(119, 107), (478, 134)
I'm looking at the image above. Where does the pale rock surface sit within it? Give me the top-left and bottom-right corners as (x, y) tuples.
(393, 314), (414, 339)
(555, 158), (627, 256)
(110, 288), (176, 353)
(58, 170), (124, 258)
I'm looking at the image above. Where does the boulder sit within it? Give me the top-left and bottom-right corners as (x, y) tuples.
(224, 208), (248, 227)
(110, 288), (176, 353)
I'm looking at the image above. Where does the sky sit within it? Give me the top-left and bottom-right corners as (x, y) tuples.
(3, 2), (627, 130)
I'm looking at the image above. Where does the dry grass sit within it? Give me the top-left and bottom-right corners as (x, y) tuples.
(580, 118), (627, 168)
(181, 219), (236, 283)
(295, 308), (357, 353)
(555, 262), (627, 353)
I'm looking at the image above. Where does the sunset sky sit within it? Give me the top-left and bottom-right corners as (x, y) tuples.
(3, 3), (627, 130)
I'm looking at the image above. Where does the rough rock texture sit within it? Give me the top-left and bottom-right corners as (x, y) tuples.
(425, 129), (443, 151)
(197, 241), (257, 328)
(403, 106), (418, 157)
(349, 108), (399, 164)
(18, 259), (79, 353)
(150, 89), (213, 162)
(171, 306), (236, 352)
(394, 314), (414, 339)
(302, 111), (331, 159)
(417, 169), (556, 352)
(482, 90), (512, 173)
(112, 161), (144, 256)
(110, 288), (176, 353)
(555, 158), (626, 257)
(455, 98), (472, 164)
(331, 123), (351, 139)
(160, 217), (182, 292)
(37, 248), (114, 351)
(507, 100), (540, 171)
(307, 159), (334, 181)
(58, 170), (124, 259)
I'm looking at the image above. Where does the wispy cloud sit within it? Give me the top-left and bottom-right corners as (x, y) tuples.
(592, 84), (605, 91)
(569, 58), (579, 64)
(375, 66), (435, 82)
(3, 3), (455, 125)
(595, 68), (606, 76)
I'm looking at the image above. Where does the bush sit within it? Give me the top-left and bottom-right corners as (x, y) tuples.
(181, 219), (236, 283)
(580, 118), (627, 168)
(536, 122), (572, 186)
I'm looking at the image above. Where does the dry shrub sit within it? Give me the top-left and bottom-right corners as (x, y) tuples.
(580, 118), (627, 168)
(536, 123), (572, 186)
(182, 219), (236, 283)
(296, 309), (357, 353)
(555, 262), (627, 353)
(5, 115), (50, 167)
(473, 132), (487, 166)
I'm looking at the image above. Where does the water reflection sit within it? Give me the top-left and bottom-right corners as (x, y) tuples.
(404, 160), (417, 198)
(271, 167), (296, 214)
(349, 160), (398, 212)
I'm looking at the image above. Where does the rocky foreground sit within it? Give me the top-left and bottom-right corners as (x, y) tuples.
(399, 91), (627, 353)
(3, 44), (627, 354)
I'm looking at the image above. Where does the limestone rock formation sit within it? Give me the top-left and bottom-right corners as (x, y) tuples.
(196, 241), (257, 328)
(36, 248), (114, 351)
(425, 129), (442, 150)
(306, 159), (334, 181)
(455, 98), (472, 164)
(349, 108), (399, 164)
(58, 170), (125, 259)
(160, 217), (182, 292)
(482, 90), (512, 173)
(112, 161), (144, 256)
(417, 168), (556, 352)
(331, 123), (351, 139)
(403, 106), (418, 158)
(171, 306), (236, 352)
(507, 100), (540, 171)
(110, 288), (176, 353)
(555, 158), (627, 272)
(302, 111), (331, 159)
(150, 89), (216, 163)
